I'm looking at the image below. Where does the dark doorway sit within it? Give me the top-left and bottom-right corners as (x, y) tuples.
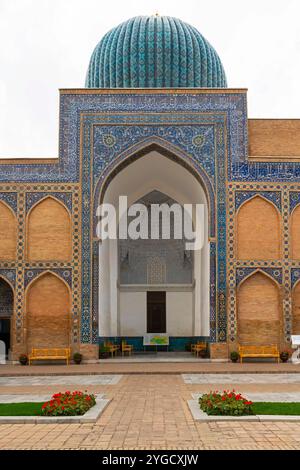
(0, 278), (13, 355)
(0, 319), (10, 352)
(147, 291), (166, 333)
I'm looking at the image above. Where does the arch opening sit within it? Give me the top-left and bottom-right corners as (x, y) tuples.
(97, 149), (210, 340)
(0, 277), (14, 357)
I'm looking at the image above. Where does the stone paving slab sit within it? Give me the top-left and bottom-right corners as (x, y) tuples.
(0, 375), (300, 449)
(183, 373), (300, 384)
(0, 375), (122, 386)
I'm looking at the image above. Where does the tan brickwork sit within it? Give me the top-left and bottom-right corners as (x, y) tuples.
(248, 119), (300, 158)
(79, 344), (99, 360)
(0, 201), (17, 260)
(26, 197), (72, 261)
(210, 342), (228, 359)
(236, 196), (281, 259)
(26, 272), (71, 351)
(1, 373), (300, 450)
(237, 271), (281, 345)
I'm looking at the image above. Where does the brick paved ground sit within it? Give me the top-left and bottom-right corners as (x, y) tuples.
(0, 373), (300, 449)
(1, 361), (300, 375)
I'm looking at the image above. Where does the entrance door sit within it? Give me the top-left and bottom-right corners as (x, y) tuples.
(147, 291), (166, 333)
(0, 318), (10, 353)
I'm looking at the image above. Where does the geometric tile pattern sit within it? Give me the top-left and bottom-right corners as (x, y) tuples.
(228, 182), (300, 343)
(2, 90), (300, 349)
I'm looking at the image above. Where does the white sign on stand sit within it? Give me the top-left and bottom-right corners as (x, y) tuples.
(0, 340), (5, 364)
(143, 334), (169, 346)
(291, 335), (300, 364)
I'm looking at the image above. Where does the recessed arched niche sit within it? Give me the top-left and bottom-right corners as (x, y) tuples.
(0, 201), (17, 260)
(26, 272), (70, 350)
(26, 197), (72, 261)
(236, 196), (281, 260)
(292, 281), (300, 334)
(237, 271), (281, 345)
(291, 205), (300, 259)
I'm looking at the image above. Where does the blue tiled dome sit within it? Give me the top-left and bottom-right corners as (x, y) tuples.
(85, 16), (227, 88)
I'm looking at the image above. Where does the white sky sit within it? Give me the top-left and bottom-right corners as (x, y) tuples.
(0, 0), (300, 158)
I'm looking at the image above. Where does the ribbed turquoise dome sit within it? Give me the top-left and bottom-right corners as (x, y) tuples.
(85, 16), (227, 88)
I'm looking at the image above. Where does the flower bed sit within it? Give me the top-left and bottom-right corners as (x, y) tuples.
(199, 390), (253, 416)
(41, 391), (96, 416)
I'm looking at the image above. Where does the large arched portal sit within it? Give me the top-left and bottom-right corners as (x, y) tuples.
(97, 149), (210, 340)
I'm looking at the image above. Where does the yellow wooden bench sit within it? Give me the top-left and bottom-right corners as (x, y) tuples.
(191, 342), (207, 357)
(104, 341), (119, 357)
(121, 341), (133, 356)
(239, 345), (280, 363)
(29, 348), (71, 365)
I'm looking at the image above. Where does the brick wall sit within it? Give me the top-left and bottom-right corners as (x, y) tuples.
(237, 272), (281, 345)
(236, 196), (281, 259)
(0, 202), (16, 260)
(26, 272), (70, 351)
(27, 197), (72, 261)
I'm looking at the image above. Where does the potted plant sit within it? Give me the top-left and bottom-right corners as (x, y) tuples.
(280, 351), (289, 363)
(73, 352), (82, 364)
(230, 351), (239, 363)
(198, 348), (208, 358)
(19, 354), (28, 365)
(99, 346), (110, 359)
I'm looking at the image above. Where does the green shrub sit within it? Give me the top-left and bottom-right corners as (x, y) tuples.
(230, 351), (239, 362)
(199, 390), (253, 416)
(73, 352), (82, 364)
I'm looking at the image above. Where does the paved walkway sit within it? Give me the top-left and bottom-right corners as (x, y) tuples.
(1, 362), (300, 375)
(183, 373), (300, 384)
(0, 374), (300, 449)
(0, 375), (122, 386)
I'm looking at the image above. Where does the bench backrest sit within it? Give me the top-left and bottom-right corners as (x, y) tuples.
(239, 345), (279, 355)
(31, 348), (70, 357)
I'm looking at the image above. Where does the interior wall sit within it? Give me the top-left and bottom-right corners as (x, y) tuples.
(119, 291), (193, 336)
(166, 292), (193, 336)
(119, 292), (147, 336)
(26, 272), (70, 351)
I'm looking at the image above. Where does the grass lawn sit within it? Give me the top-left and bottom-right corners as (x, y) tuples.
(0, 402), (43, 416)
(252, 402), (300, 416)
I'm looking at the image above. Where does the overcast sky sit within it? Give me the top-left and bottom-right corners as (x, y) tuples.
(0, 0), (300, 157)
